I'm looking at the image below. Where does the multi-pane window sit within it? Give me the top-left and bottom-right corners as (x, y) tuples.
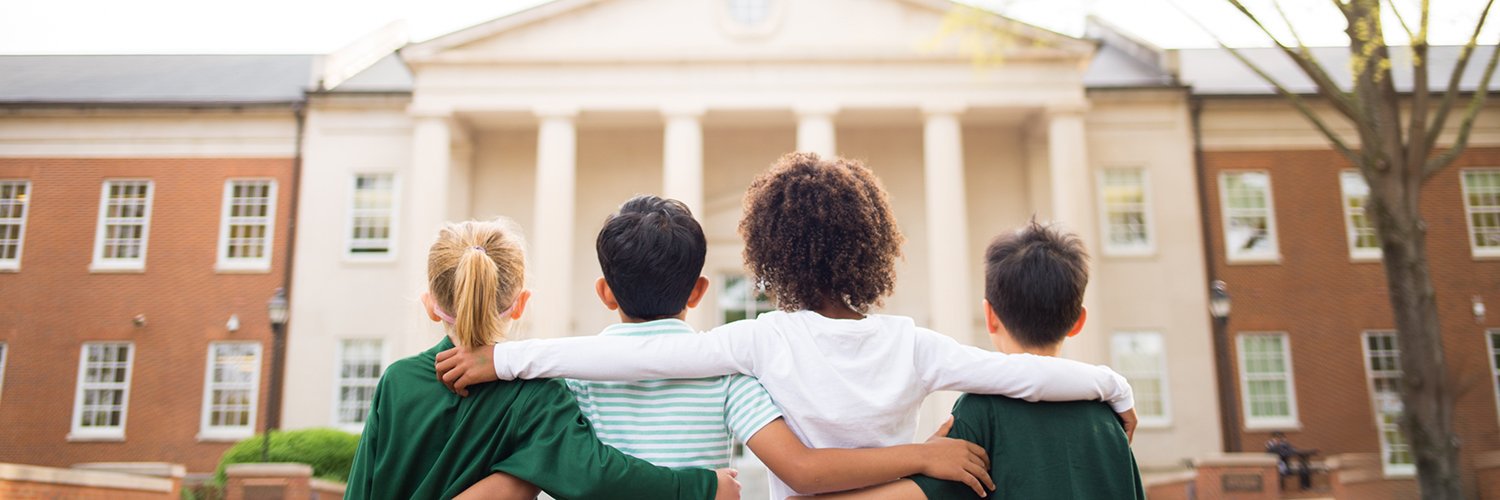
(1486, 331), (1500, 436)
(200, 343), (261, 439)
(1363, 331), (1414, 475)
(0, 181), (30, 270)
(1219, 172), (1280, 262)
(71, 343), (133, 439)
(1097, 169), (1153, 255)
(1236, 333), (1298, 428)
(1462, 169), (1500, 257)
(1341, 171), (1381, 260)
(1111, 332), (1170, 426)
(720, 274), (775, 324)
(218, 180), (277, 271)
(92, 180), (154, 270)
(349, 174), (396, 258)
(336, 339), (383, 430)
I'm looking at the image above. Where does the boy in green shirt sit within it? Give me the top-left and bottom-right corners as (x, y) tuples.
(809, 221), (1145, 500)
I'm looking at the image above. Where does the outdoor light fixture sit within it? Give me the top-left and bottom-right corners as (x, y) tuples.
(226, 314), (240, 333)
(132, 314), (147, 328)
(1209, 280), (1231, 322)
(267, 290), (289, 327)
(1476, 296), (1487, 324)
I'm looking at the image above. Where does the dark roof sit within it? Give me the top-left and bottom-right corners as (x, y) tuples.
(1178, 45), (1498, 95)
(328, 54), (413, 92)
(0, 54), (315, 105)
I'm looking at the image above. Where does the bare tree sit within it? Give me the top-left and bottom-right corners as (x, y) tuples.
(1183, 1), (1500, 497)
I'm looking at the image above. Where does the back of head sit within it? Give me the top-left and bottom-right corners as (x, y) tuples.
(428, 219), (527, 348)
(595, 195), (706, 320)
(984, 220), (1089, 348)
(739, 152), (905, 313)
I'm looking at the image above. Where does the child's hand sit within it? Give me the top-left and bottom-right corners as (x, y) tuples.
(1116, 408), (1138, 443)
(435, 345), (500, 397)
(713, 468), (741, 500)
(918, 417), (994, 497)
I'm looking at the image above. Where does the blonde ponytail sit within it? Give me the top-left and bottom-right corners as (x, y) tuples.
(428, 219), (527, 348)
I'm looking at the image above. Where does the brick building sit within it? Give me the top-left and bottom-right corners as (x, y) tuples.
(0, 55), (308, 471)
(1186, 45), (1500, 490)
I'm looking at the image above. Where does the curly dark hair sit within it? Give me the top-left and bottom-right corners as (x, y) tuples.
(738, 152), (905, 313)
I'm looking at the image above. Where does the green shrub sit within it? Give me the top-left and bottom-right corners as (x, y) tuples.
(213, 428), (360, 485)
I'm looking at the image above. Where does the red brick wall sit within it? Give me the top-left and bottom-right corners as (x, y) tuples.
(1203, 147), (1500, 491)
(0, 479), (172, 500)
(0, 158), (294, 472)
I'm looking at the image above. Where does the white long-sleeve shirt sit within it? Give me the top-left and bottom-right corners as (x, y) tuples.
(492, 311), (1133, 499)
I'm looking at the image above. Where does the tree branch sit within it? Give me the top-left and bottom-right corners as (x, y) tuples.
(1425, 0), (1496, 151)
(1384, 0), (1416, 41)
(1225, 0), (1364, 121)
(1402, 0), (1430, 170)
(1424, 41), (1500, 177)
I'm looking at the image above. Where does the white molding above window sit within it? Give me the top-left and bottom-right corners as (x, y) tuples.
(69, 342), (134, 441)
(1218, 171), (1281, 264)
(215, 179), (277, 273)
(90, 180), (154, 273)
(0, 180), (31, 272)
(1236, 332), (1299, 430)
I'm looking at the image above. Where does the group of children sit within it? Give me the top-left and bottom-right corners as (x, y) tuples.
(345, 152), (1146, 500)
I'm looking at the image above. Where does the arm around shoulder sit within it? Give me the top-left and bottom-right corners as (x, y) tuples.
(912, 328), (1135, 412)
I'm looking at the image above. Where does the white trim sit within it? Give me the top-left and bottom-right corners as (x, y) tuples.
(331, 338), (385, 433)
(1235, 332), (1299, 429)
(89, 180), (154, 272)
(1360, 330), (1416, 477)
(1218, 171), (1281, 264)
(344, 173), (400, 263)
(1486, 330), (1500, 437)
(198, 342), (262, 442)
(69, 342), (134, 441)
(215, 179), (278, 273)
(0, 342), (8, 405)
(1095, 168), (1156, 257)
(1460, 168), (1500, 259)
(1339, 170), (1382, 262)
(0, 180), (31, 271)
(1110, 331), (1172, 428)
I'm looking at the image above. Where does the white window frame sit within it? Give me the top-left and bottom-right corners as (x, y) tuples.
(1236, 332), (1300, 429)
(1218, 171), (1281, 264)
(70, 342), (134, 441)
(1460, 168), (1500, 258)
(332, 339), (386, 433)
(1485, 330), (1500, 435)
(1096, 168), (1155, 257)
(1340, 170), (1382, 261)
(216, 179), (278, 272)
(344, 173), (399, 262)
(0, 342), (8, 405)
(90, 179), (154, 272)
(1362, 331), (1416, 477)
(718, 273), (775, 326)
(0, 180), (31, 271)
(198, 342), (262, 441)
(1110, 331), (1171, 428)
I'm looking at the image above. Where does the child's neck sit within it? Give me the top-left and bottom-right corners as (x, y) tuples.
(617, 311), (687, 324)
(813, 303), (864, 320)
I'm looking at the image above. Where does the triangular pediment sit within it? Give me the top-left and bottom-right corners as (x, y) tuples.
(403, 0), (1093, 64)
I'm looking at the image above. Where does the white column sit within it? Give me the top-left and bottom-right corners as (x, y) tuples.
(662, 107), (705, 215)
(795, 105), (838, 157)
(922, 105), (976, 346)
(1046, 105), (1106, 364)
(406, 113), (455, 353)
(531, 108), (579, 338)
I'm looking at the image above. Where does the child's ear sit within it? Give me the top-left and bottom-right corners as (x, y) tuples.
(983, 300), (1001, 334)
(510, 290), (532, 321)
(1067, 306), (1088, 338)
(685, 276), (711, 309)
(420, 292), (442, 323)
(595, 277), (620, 311)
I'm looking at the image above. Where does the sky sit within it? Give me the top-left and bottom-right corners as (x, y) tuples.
(0, 0), (1494, 54)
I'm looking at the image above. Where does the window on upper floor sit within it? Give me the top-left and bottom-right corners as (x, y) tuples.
(1097, 168), (1153, 256)
(0, 181), (30, 271)
(1111, 332), (1170, 427)
(218, 179), (277, 272)
(1236, 332), (1298, 429)
(348, 174), (397, 259)
(726, 0), (771, 26)
(200, 342), (261, 441)
(71, 342), (134, 440)
(336, 339), (384, 431)
(92, 180), (153, 271)
(1363, 331), (1414, 476)
(1462, 169), (1500, 258)
(720, 274), (775, 325)
(1219, 171), (1280, 263)
(1341, 171), (1382, 260)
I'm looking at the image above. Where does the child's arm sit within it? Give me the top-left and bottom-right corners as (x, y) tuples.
(912, 328), (1136, 413)
(788, 480), (927, 500)
(436, 321), (763, 394)
(454, 473), (540, 500)
(750, 418), (993, 496)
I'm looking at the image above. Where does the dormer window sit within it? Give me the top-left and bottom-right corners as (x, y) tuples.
(726, 0), (770, 26)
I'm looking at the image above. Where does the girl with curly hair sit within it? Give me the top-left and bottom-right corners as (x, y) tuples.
(438, 154), (1137, 499)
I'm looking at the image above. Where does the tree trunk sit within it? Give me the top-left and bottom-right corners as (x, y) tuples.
(1373, 171), (1463, 499)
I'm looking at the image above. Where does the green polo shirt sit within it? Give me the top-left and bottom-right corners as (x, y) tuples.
(344, 337), (716, 500)
(911, 394), (1145, 500)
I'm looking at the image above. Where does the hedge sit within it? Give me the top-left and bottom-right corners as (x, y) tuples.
(213, 427), (360, 484)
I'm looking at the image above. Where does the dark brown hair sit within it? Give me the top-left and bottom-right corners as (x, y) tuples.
(984, 220), (1089, 348)
(738, 152), (904, 313)
(596, 195), (706, 320)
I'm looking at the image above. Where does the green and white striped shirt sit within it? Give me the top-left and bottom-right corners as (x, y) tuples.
(564, 319), (782, 469)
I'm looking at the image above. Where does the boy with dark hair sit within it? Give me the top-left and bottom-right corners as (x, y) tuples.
(467, 195), (995, 498)
(809, 221), (1145, 500)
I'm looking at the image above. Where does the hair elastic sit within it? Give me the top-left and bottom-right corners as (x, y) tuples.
(433, 296), (520, 325)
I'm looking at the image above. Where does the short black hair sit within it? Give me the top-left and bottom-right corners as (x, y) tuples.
(596, 195), (707, 320)
(984, 220), (1090, 348)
